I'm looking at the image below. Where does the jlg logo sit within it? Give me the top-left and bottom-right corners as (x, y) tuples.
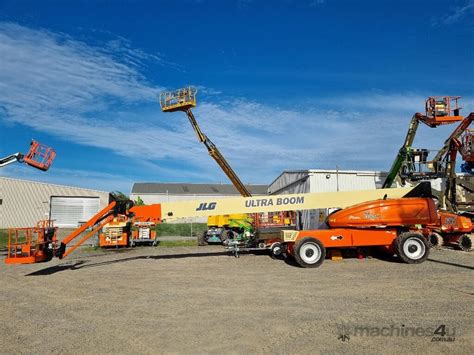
(196, 202), (217, 211)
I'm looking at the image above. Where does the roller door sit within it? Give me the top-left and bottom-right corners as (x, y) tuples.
(50, 196), (100, 227)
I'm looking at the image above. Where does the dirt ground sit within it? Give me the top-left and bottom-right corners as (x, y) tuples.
(1, 245), (473, 354)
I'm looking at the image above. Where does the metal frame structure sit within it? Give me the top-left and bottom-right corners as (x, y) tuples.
(383, 97), (464, 188)
(0, 140), (56, 171)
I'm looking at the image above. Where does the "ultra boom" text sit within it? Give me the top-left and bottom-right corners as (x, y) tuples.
(245, 196), (304, 208)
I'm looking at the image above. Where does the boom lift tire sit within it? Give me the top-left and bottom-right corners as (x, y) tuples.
(457, 234), (472, 251)
(294, 237), (326, 268)
(395, 232), (430, 264)
(220, 230), (231, 246)
(428, 232), (444, 248)
(198, 232), (208, 246)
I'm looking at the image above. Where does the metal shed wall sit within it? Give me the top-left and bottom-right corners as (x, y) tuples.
(308, 170), (387, 193)
(268, 170), (388, 230)
(0, 177), (110, 228)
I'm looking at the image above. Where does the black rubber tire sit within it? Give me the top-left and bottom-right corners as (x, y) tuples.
(428, 232), (444, 249)
(220, 229), (231, 245)
(198, 232), (208, 246)
(457, 234), (472, 252)
(270, 242), (286, 260)
(294, 237), (326, 268)
(395, 232), (430, 264)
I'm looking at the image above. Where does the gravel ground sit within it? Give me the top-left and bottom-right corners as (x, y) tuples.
(0, 246), (473, 354)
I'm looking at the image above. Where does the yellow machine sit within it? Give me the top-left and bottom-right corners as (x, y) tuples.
(160, 87), (259, 245)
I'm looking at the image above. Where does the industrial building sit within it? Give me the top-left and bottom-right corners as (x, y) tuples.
(268, 169), (387, 229)
(130, 182), (268, 204)
(0, 177), (110, 228)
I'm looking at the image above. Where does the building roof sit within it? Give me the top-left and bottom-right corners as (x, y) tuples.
(0, 176), (109, 194)
(131, 182), (268, 195)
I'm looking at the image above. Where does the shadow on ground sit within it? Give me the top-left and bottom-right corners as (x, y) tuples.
(26, 251), (236, 276)
(25, 247), (473, 277)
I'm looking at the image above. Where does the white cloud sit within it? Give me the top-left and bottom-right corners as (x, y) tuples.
(1, 22), (473, 190)
(444, 0), (474, 24)
(433, 0), (474, 25)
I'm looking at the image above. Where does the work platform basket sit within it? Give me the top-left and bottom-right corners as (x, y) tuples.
(160, 87), (197, 112)
(23, 140), (56, 171)
(5, 226), (57, 264)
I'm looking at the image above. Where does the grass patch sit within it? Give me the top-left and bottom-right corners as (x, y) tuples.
(0, 229), (8, 249)
(156, 240), (198, 247)
(82, 246), (102, 253)
(156, 223), (207, 237)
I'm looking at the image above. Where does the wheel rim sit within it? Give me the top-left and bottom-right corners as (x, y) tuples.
(299, 242), (321, 264)
(272, 245), (282, 256)
(403, 238), (425, 260)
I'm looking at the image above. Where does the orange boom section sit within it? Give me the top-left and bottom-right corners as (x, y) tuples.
(327, 198), (438, 228)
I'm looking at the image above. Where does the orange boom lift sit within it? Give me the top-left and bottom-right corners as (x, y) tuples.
(382, 97), (473, 251)
(6, 182), (438, 269)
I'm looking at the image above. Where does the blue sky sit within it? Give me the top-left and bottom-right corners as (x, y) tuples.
(0, 0), (473, 192)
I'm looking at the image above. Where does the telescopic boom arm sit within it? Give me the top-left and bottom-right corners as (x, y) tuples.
(159, 87), (252, 197)
(184, 108), (252, 197)
(0, 153), (24, 168)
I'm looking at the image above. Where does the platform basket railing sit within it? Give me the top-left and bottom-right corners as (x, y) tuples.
(23, 140), (56, 171)
(159, 86), (197, 112)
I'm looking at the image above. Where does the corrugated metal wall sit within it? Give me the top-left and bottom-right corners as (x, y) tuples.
(267, 170), (388, 230)
(309, 170), (387, 193)
(267, 171), (310, 195)
(0, 177), (110, 228)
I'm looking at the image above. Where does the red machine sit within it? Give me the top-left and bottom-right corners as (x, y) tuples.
(426, 212), (472, 251)
(282, 197), (437, 268)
